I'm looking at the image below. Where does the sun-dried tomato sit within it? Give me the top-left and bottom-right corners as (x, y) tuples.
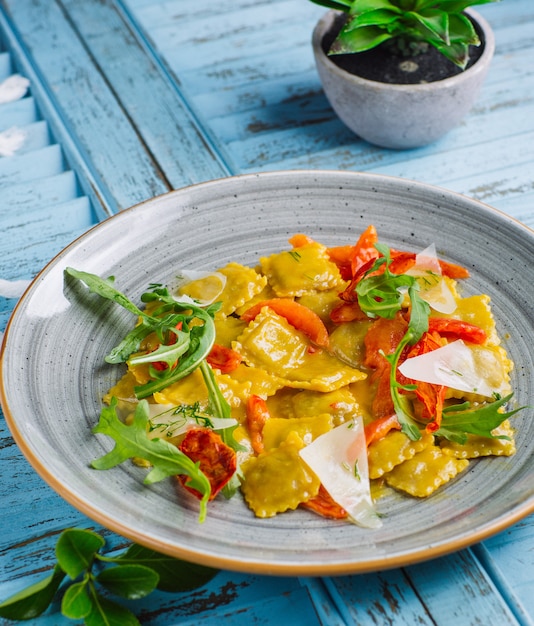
(177, 428), (236, 501)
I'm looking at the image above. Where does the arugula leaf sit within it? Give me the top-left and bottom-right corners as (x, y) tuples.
(384, 330), (424, 441)
(66, 268), (218, 398)
(356, 245), (410, 319)
(357, 247), (430, 440)
(65, 268), (146, 319)
(128, 328), (190, 369)
(92, 399), (211, 522)
(199, 360), (244, 496)
(436, 393), (526, 444)
(133, 306), (216, 399)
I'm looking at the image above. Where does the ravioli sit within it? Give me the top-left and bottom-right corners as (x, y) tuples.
(99, 229), (519, 528)
(260, 242), (344, 297)
(234, 309), (366, 392)
(240, 431), (321, 517)
(384, 446), (469, 497)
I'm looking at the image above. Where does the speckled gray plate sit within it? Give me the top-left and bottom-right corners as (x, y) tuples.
(2, 170), (533, 576)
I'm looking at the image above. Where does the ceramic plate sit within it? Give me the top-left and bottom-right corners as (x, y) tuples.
(2, 170), (533, 576)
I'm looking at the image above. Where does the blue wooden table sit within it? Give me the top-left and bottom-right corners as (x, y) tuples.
(1, 0), (533, 624)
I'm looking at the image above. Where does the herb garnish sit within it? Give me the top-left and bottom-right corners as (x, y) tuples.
(92, 399), (212, 521)
(65, 268), (243, 512)
(356, 245), (429, 440)
(354, 245), (525, 442)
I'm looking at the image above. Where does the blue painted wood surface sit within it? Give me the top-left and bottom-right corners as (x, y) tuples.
(0, 0), (533, 624)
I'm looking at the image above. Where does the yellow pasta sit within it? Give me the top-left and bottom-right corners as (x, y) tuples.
(240, 431), (320, 517)
(367, 431), (434, 479)
(97, 229), (520, 528)
(384, 446), (469, 497)
(262, 414), (333, 451)
(207, 262), (267, 316)
(260, 241), (344, 297)
(234, 309), (366, 392)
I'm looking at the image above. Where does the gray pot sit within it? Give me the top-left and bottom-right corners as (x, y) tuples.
(312, 9), (495, 149)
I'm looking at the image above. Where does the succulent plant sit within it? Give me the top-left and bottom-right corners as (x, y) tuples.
(309, 0), (499, 68)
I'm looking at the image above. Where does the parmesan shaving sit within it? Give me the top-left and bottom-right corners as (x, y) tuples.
(299, 418), (382, 529)
(398, 339), (495, 397)
(408, 244), (457, 314)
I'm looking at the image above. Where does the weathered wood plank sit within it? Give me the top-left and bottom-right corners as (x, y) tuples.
(122, 0), (534, 228)
(1, 0), (168, 211)
(0, 171), (78, 211)
(60, 0), (229, 190)
(324, 567), (435, 626)
(0, 96), (36, 129)
(473, 519), (534, 625)
(405, 551), (520, 626)
(0, 144), (65, 186)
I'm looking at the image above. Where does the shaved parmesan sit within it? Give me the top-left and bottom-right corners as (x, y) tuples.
(171, 271), (227, 306)
(299, 418), (382, 529)
(408, 244), (457, 314)
(414, 243), (442, 274)
(398, 339), (494, 397)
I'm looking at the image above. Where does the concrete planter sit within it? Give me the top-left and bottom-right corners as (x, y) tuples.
(312, 9), (495, 149)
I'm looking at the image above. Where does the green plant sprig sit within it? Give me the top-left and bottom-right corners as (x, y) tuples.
(308, 0), (500, 68)
(355, 244), (526, 442)
(65, 268), (219, 399)
(0, 528), (218, 624)
(65, 267), (244, 513)
(92, 398), (213, 521)
(356, 244), (429, 439)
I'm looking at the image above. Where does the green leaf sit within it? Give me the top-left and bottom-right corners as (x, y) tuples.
(56, 529), (105, 579)
(308, 0), (353, 11)
(430, 38), (469, 67)
(133, 306), (217, 399)
(65, 268), (146, 319)
(105, 323), (155, 364)
(61, 579), (92, 619)
(0, 564), (66, 620)
(352, 0), (401, 12)
(198, 360), (244, 496)
(410, 9), (449, 44)
(128, 329), (190, 368)
(329, 24), (394, 54)
(345, 8), (402, 30)
(92, 399), (211, 522)
(356, 245), (417, 320)
(85, 592), (140, 626)
(384, 333), (424, 441)
(436, 393), (526, 444)
(115, 544), (218, 592)
(406, 284), (430, 342)
(447, 12), (479, 44)
(96, 564), (159, 600)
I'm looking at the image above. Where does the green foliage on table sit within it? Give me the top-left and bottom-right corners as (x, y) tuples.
(309, 0), (500, 68)
(0, 528), (218, 624)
